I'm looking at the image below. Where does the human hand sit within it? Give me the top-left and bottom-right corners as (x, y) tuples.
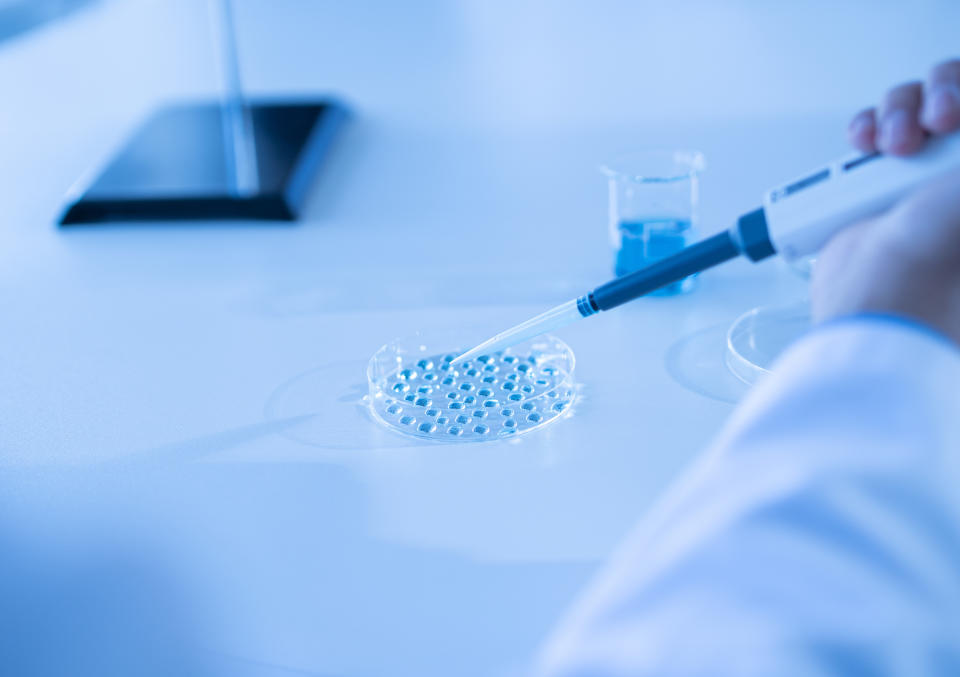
(812, 59), (960, 345)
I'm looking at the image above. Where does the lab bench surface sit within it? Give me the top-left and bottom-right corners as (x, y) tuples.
(2, 1), (940, 675)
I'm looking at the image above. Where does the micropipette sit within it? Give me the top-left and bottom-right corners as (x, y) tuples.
(453, 132), (960, 364)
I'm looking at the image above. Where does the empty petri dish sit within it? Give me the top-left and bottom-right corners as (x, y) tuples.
(726, 302), (811, 385)
(367, 331), (577, 442)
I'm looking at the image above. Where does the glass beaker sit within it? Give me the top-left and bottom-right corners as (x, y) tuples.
(601, 150), (705, 295)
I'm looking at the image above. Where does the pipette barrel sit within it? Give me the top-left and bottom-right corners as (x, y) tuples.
(585, 230), (741, 313)
(456, 217), (762, 362)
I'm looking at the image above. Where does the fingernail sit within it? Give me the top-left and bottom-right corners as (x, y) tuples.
(880, 109), (910, 149)
(923, 85), (960, 125)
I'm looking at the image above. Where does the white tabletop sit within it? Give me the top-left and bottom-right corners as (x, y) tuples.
(1, 2), (957, 675)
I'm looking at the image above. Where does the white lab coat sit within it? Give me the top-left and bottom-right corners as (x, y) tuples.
(537, 317), (960, 677)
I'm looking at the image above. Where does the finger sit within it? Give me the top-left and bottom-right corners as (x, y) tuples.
(877, 81), (925, 155)
(921, 59), (960, 134)
(847, 108), (878, 152)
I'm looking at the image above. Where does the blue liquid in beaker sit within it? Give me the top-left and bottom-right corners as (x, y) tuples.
(614, 218), (696, 296)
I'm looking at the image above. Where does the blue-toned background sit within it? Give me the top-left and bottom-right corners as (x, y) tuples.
(1, 2), (957, 676)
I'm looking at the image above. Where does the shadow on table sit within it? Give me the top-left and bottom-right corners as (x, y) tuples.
(664, 322), (750, 404)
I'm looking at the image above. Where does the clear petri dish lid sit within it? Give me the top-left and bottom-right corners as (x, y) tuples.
(367, 330), (577, 442)
(725, 301), (811, 385)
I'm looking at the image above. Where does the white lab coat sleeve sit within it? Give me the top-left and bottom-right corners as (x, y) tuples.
(537, 316), (960, 677)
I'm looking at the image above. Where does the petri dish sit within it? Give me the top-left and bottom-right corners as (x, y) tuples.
(367, 331), (577, 442)
(725, 302), (811, 385)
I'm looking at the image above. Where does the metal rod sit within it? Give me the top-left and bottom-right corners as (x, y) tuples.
(210, 0), (259, 197)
